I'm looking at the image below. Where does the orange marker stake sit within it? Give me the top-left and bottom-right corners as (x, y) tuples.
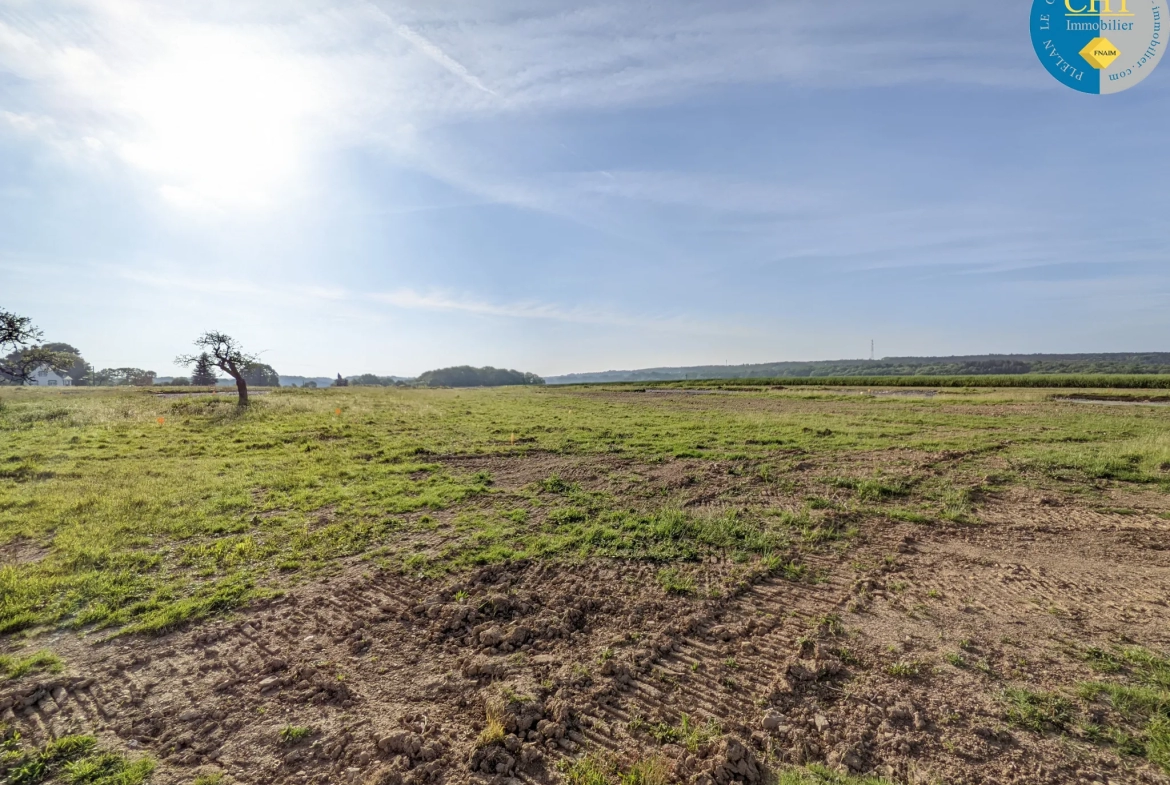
(335, 408), (342, 416)
(157, 417), (165, 425)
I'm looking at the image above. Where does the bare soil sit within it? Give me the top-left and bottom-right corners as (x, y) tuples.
(3, 458), (1169, 785)
(0, 536), (49, 565)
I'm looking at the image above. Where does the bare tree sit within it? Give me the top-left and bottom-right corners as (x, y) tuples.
(177, 332), (258, 405)
(1, 308), (71, 383)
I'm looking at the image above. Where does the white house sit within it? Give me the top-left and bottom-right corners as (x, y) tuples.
(25, 366), (72, 387)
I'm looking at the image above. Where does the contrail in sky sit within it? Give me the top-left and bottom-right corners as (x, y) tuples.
(363, 2), (497, 95)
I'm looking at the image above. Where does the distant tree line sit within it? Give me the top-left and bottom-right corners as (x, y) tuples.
(546, 353), (1170, 384)
(3, 311), (539, 393)
(93, 367), (157, 386)
(337, 368), (545, 388)
(346, 374), (404, 387)
(416, 366), (545, 388)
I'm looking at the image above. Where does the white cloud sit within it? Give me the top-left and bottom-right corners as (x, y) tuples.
(370, 288), (754, 335)
(370, 0), (1041, 111)
(103, 264), (758, 337)
(0, 0), (1043, 215)
(1, 109), (107, 161)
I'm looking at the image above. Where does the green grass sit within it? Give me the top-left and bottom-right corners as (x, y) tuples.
(561, 757), (613, 785)
(1078, 646), (1124, 674)
(887, 509), (932, 524)
(0, 650), (63, 680)
(775, 764), (896, 784)
(619, 758), (670, 785)
(4, 385), (1170, 636)
(816, 613), (845, 637)
(1122, 646), (1170, 690)
(937, 485), (978, 522)
(1023, 431), (1170, 483)
(1078, 682), (1168, 720)
(560, 755), (670, 785)
(829, 476), (908, 501)
(476, 695), (509, 749)
(769, 557), (808, 581)
(885, 660), (928, 678)
(629, 712), (721, 753)
(3, 734), (153, 785)
(1149, 716), (1170, 771)
(1003, 646), (1170, 773)
(278, 725), (312, 744)
(64, 753), (154, 784)
(655, 567), (695, 595)
(1004, 688), (1074, 732)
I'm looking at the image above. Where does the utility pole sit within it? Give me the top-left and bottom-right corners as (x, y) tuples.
(870, 340), (875, 362)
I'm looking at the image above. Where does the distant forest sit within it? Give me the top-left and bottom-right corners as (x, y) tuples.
(416, 366), (545, 388)
(330, 367), (545, 388)
(545, 353), (1170, 385)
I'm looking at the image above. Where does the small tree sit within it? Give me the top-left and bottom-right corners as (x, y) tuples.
(0, 309), (72, 384)
(190, 353), (218, 386)
(177, 333), (258, 406)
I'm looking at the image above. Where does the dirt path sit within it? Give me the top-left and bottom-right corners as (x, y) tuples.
(3, 497), (1169, 785)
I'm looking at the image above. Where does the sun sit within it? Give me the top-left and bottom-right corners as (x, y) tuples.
(116, 28), (320, 211)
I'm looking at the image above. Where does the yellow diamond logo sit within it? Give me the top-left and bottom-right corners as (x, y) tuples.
(1080, 37), (1121, 70)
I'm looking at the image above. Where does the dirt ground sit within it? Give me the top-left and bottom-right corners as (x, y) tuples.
(3, 453), (1169, 785)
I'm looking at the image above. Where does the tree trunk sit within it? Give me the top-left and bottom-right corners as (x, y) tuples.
(233, 374), (249, 406)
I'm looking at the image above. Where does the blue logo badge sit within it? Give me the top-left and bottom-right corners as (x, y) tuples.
(1031, 0), (1165, 93)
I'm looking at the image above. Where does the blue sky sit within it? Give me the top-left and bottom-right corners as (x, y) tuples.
(2, 0), (1168, 378)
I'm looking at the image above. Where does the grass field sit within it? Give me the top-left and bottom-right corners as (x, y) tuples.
(2, 384), (1170, 785)
(2, 384), (1168, 636)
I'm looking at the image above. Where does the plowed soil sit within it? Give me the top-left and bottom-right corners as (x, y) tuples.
(3, 456), (1168, 785)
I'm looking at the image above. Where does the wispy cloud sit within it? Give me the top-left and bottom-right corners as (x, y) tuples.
(107, 265), (757, 338)
(5, 1), (1168, 375)
(0, 0), (1048, 213)
(369, 288), (755, 336)
(371, 0), (1043, 112)
(361, 3), (497, 96)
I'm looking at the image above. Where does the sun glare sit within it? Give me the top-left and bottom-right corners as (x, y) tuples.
(117, 30), (319, 211)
